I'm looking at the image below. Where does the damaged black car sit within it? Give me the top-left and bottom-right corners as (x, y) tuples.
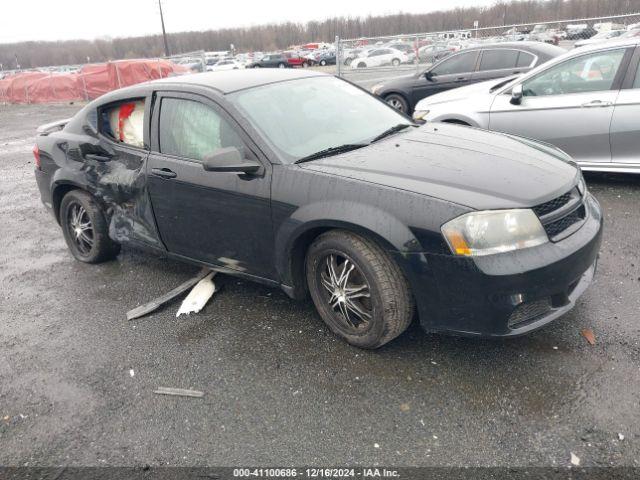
(34, 69), (602, 349)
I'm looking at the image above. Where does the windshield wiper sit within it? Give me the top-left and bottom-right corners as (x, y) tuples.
(294, 144), (368, 164)
(370, 123), (414, 143)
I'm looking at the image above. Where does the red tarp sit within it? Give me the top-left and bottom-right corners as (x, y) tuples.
(28, 74), (83, 103)
(2, 59), (189, 104)
(78, 64), (110, 100)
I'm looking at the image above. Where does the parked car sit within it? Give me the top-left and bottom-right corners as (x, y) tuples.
(206, 59), (245, 72)
(413, 38), (640, 173)
(350, 48), (409, 69)
(342, 48), (369, 66)
(575, 29), (626, 48)
(418, 44), (455, 63)
(284, 51), (315, 68)
(248, 54), (290, 69)
(371, 42), (565, 114)
(566, 25), (598, 40)
(314, 50), (336, 66)
(33, 69), (602, 348)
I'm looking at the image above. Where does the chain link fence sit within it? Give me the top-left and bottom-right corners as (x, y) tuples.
(334, 12), (640, 79)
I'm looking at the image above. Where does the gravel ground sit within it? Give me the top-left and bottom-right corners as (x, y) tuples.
(0, 102), (639, 468)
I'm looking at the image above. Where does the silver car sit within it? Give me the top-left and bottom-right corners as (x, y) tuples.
(413, 38), (640, 173)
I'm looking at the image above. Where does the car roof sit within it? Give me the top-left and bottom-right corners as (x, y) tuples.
(464, 41), (566, 56)
(570, 36), (640, 53)
(148, 69), (328, 94)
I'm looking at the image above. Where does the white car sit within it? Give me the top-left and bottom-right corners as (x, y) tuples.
(412, 38), (640, 173)
(206, 59), (245, 72)
(350, 48), (409, 69)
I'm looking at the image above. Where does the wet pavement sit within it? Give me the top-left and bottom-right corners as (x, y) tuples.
(0, 103), (639, 467)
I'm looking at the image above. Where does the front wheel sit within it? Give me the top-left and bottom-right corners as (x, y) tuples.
(278, 62), (286, 69)
(60, 190), (120, 264)
(320, 59), (327, 66)
(385, 94), (408, 113)
(391, 58), (401, 66)
(306, 230), (414, 349)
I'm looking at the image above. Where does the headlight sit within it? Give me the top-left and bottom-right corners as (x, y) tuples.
(413, 109), (430, 121)
(577, 174), (587, 196)
(441, 209), (548, 257)
(370, 84), (384, 94)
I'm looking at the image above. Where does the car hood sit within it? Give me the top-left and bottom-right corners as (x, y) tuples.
(417, 77), (515, 108)
(299, 123), (579, 211)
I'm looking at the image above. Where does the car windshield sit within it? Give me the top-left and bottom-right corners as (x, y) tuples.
(228, 76), (411, 163)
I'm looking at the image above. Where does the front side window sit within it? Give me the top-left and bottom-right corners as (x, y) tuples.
(634, 59), (640, 88)
(229, 76), (409, 163)
(158, 98), (243, 161)
(522, 49), (625, 97)
(432, 51), (477, 75)
(479, 50), (519, 71)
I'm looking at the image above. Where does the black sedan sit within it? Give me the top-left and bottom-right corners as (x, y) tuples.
(34, 70), (602, 348)
(371, 42), (565, 114)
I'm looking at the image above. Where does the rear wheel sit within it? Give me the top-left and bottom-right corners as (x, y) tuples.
(60, 190), (120, 264)
(278, 62), (286, 69)
(306, 230), (414, 349)
(385, 94), (408, 113)
(320, 59), (327, 66)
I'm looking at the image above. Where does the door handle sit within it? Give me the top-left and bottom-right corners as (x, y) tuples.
(151, 167), (177, 179)
(581, 100), (613, 108)
(455, 77), (466, 82)
(83, 153), (112, 162)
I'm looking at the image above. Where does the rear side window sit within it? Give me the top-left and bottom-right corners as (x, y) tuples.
(517, 52), (536, 68)
(100, 98), (145, 148)
(634, 59), (640, 88)
(479, 50), (519, 71)
(432, 52), (477, 75)
(158, 97), (243, 161)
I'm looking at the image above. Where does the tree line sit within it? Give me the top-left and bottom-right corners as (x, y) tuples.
(2, 0), (640, 69)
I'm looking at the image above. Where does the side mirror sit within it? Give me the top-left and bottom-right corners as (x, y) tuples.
(202, 147), (262, 174)
(425, 70), (436, 81)
(510, 84), (524, 105)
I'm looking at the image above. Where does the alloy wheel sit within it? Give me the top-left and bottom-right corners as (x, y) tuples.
(387, 97), (405, 111)
(67, 202), (94, 255)
(318, 253), (372, 331)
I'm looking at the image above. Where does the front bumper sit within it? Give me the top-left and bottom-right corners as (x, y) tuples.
(398, 193), (603, 337)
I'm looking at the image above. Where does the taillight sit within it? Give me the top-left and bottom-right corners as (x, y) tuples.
(33, 144), (41, 170)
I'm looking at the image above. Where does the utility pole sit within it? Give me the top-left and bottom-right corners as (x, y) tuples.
(158, 0), (171, 57)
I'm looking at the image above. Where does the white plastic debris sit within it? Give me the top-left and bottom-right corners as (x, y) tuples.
(570, 452), (580, 466)
(129, 369), (135, 377)
(373, 443), (380, 449)
(618, 433), (625, 441)
(154, 387), (204, 398)
(176, 272), (218, 317)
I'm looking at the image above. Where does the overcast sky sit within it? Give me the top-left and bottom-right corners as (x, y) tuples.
(1, 0), (499, 43)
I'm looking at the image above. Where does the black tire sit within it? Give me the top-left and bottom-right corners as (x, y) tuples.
(306, 230), (414, 349)
(278, 62), (286, 69)
(253, 65), (261, 68)
(302, 62), (309, 68)
(385, 93), (409, 113)
(320, 59), (327, 66)
(60, 190), (120, 264)
(391, 58), (401, 67)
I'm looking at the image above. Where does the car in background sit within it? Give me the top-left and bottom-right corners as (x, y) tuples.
(371, 42), (565, 114)
(284, 51), (315, 68)
(575, 29), (626, 47)
(34, 69), (602, 348)
(386, 43), (417, 62)
(350, 48), (409, 69)
(566, 25), (598, 40)
(342, 48), (369, 66)
(413, 38), (640, 173)
(248, 54), (290, 69)
(314, 50), (336, 66)
(206, 59), (245, 72)
(418, 44), (455, 63)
